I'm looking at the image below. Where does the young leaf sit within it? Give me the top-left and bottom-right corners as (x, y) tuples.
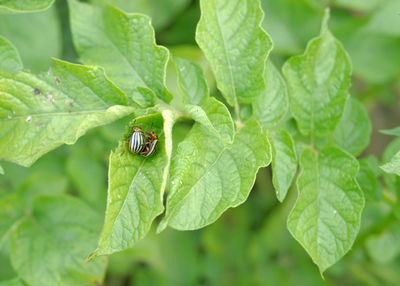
(159, 120), (271, 231)
(88, 111), (174, 259)
(0, 0), (54, 13)
(196, 0), (272, 106)
(10, 195), (107, 286)
(288, 147), (364, 273)
(357, 156), (381, 201)
(69, 0), (171, 106)
(382, 138), (400, 193)
(270, 129), (297, 202)
(0, 194), (24, 245)
(0, 58), (135, 167)
(381, 126), (400, 137)
(0, 36), (22, 74)
(332, 97), (371, 156)
(184, 97), (234, 146)
(381, 150), (400, 177)
(253, 60), (289, 128)
(282, 9), (351, 136)
(174, 57), (208, 106)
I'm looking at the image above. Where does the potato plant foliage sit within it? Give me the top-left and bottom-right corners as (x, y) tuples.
(0, 0), (399, 285)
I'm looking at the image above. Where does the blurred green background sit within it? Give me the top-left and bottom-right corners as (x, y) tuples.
(1, 0), (400, 285)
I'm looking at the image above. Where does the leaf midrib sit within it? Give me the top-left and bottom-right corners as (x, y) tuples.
(168, 142), (229, 221)
(211, 0), (237, 105)
(0, 108), (128, 120)
(85, 8), (149, 90)
(109, 158), (148, 239)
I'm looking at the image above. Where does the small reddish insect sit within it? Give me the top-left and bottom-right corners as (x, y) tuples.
(140, 130), (159, 157)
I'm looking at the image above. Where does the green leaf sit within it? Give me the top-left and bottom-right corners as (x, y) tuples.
(270, 129), (297, 202)
(159, 120), (271, 231)
(357, 156), (381, 201)
(0, 6), (61, 72)
(0, 58), (135, 167)
(288, 147), (364, 272)
(10, 195), (107, 286)
(0, 0), (54, 13)
(174, 57), (208, 106)
(0, 164), (3, 175)
(88, 111), (174, 259)
(184, 97), (234, 146)
(282, 9), (351, 136)
(381, 150), (400, 177)
(0, 194), (24, 245)
(196, 0), (272, 106)
(0, 36), (22, 74)
(69, 0), (171, 106)
(382, 138), (400, 193)
(332, 97), (371, 156)
(253, 60), (289, 128)
(381, 126), (400, 137)
(366, 225), (400, 264)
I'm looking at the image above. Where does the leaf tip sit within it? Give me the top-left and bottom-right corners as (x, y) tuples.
(321, 7), (330, 34)
(85, 250), (99, 264)
(156, 220), (168, 234)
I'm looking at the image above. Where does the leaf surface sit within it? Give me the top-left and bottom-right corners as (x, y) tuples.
(0, 58), (134, 166)
(270, 129), (297, 202)
(69, 0), (171, 105)
(381, 150), (400, 177)
(196, 0), (272, 105)
(357, 156), (381, 201)
(333, 97), (371, 156)
(184, 97), (234, 146)
(0, 0), (54, 13)
(89, 111), (174, 259)
(10, 195), (107, 286)
(174, 57), (208, 106)
(159, 119), (271, 231)
(253, 60), (289, 128)
(0, 194), (24, 245)
(288, 147), (364, 272)
(381, 126), (400, 137)
(0, 36), (22, 74)
(282, 10), (351, 136)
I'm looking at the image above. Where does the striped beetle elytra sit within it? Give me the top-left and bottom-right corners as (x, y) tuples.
(122, 122), (159, 157)
(122, 125), (145, 155)
(129, 126), (146, 153)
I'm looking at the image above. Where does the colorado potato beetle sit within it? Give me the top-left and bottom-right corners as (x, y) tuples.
(122, 125), (145, 155)
(140, 130), (159, 157)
